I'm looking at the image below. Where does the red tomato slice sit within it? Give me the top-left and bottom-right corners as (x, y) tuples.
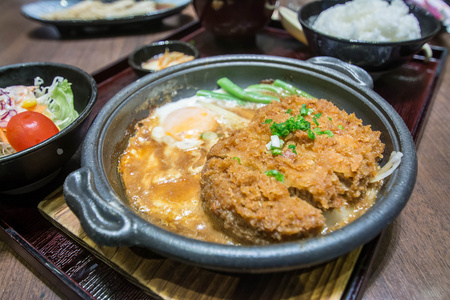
(6, 111), (59, 152)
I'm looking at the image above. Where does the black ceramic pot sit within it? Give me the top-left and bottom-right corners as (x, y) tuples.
(0, 62), (97, 194)
(63, 55), (417, 273)
(298, 0), (441, 72)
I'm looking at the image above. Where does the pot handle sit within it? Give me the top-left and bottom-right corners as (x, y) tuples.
(63, 167), (136, 247)
(306, 56), (374, 89)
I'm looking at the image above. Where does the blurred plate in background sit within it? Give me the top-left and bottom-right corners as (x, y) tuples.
(21, 0), (191, 37)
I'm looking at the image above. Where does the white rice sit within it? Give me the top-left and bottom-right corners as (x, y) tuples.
(312, 0), (421, 42)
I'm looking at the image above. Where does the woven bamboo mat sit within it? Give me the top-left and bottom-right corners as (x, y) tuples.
(38, 188), (362, 300)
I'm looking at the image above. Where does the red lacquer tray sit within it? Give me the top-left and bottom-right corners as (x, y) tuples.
(0, 21), (447, 300)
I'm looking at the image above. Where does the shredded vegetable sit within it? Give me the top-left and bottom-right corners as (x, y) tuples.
(36, 76), (79, 130)
(370, 151), (403, 183)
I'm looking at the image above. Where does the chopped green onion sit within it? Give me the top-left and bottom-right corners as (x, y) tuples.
(313, 128), (334, 137)
(271, 148), (283, 156)
(307, 129), (316, 140)
(323, 130), (334, 137)
(313, 116), (320, 126)
(288, 144), (297, 154)
(338, 125), (345, 130)
(265, 170), (285, 182)
(268, 113), (311, 138)
(266, 135), (284, 155)
(300, 104), (308, 116)
(233, 157), (241, 164)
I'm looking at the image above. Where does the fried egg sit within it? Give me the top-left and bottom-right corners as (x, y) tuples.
(162, 106), (218, 140)
(119, 94), (260, 244)
(150, 95), (260, 151)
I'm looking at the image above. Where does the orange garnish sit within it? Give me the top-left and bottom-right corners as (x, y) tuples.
(27, 104), (47, 113)
(0, 128), (9, 144)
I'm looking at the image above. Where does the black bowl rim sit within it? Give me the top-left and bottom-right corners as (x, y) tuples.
(298, 0), (442, 46)
(128, 40), (200, 75)
(67, 54), (417, 272)
(0, 62), (98, 162)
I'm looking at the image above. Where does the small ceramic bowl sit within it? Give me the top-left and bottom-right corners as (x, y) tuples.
(128, 40), (200, 77)
(0, 62), (97, 194)
(298, 0), (441, 72)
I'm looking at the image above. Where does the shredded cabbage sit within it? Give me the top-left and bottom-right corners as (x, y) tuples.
(1, 141), (14, 157)
(35, 76), (79, 130)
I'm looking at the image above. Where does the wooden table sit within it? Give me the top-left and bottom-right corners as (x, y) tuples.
(1, 1), (449, 299)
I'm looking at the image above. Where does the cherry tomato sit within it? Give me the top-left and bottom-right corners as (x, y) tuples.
(6, 111), (59, 152)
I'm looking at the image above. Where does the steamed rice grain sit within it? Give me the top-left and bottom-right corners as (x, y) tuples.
(312, 0), (421, 42)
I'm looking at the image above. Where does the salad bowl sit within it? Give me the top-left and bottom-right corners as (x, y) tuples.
(0, 62), (97, 194)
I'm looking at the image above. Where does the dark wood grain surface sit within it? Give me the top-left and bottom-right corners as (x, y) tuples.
(1, 0), (449, 299)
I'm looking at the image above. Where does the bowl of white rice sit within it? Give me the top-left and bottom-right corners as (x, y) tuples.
(298, 0), (441, 72)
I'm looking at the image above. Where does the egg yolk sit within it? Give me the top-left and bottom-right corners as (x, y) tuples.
(162, 107), (218, 140)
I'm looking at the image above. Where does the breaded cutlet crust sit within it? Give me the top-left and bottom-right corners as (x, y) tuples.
(201, 96), (384, 244)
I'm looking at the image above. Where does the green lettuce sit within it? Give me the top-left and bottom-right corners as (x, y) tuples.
(37, 77), (79, 130)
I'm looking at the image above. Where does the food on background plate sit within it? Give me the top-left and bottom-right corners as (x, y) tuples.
(0, 77), (78, 157)
(141, 49), (196, 71)
(312, 0), (421, 42)
(42, 0), (172, 21)
(118, 78), (402, 245)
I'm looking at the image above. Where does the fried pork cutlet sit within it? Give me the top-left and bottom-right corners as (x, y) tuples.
(200, 95), (385, 245)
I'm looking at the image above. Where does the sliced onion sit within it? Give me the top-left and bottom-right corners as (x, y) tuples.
(0, 109), (17, 121)
(271, 135), (281, 148)
(0, 89), (12, 108)
(370, 151), (403, 183)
